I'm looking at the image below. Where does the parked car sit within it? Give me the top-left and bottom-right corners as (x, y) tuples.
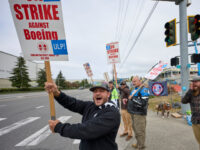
(78, 87), (84, 90)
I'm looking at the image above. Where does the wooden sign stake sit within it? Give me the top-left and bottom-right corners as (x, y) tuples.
(113, 64), (118, 87)
(90, 76), (94, 85)
(45, 61), (56, 120)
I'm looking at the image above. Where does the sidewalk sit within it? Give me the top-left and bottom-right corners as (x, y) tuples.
(116, 110), (199, 150)
(116, 122), (130, 150)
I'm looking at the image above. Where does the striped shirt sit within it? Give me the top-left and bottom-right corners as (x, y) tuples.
(182, 89), (200, 124)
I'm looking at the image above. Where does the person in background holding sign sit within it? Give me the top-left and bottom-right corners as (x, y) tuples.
(124, 76), (149, 150)
(45, 82), (120, 150)
(109, 81), (119, 108)
(116, 81), (133, 141)
(182, 76), (200, 150)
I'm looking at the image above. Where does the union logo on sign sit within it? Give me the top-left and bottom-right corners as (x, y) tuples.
(37, 42), (48, 52)
(152, 83), (163, 96)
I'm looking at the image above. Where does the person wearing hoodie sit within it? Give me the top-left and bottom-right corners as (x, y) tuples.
(45, 82), (120, 150)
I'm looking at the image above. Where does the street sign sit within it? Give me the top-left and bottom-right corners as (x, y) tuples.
(9, 0), (68, 61)
(106, 42), (120, 64)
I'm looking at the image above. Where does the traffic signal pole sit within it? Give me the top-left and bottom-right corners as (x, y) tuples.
(179, 0), (190, 114)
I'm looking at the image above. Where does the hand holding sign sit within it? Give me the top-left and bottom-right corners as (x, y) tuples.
(48, 120), (60, 133)
(45, 82), (60, 97)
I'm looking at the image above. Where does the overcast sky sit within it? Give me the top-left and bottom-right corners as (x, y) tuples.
(0, 0), (200, 80)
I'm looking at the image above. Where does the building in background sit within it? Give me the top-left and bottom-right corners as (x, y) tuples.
(156, 67), (198, 84)
(0, 51), (44, 88)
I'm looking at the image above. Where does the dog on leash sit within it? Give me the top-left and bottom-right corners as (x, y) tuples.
(156, 102), (172, 118)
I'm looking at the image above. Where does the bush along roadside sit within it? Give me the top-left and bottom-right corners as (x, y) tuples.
(0, 87), (45, 94)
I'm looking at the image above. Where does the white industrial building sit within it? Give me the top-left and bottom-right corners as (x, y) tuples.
(156, 67), (198, 84)
(0, 51), (44, 88)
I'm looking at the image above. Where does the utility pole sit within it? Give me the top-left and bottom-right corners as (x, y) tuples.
(179, 0), (190, 114)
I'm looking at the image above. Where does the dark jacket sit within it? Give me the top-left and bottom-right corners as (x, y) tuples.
(127, 87), (149, 115)
(182, 89), (200, 124)
(118, 86), (130, 109)
(54, 92), (120, 150)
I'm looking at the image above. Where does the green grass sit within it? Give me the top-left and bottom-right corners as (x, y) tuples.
(148, 92), (181, 112)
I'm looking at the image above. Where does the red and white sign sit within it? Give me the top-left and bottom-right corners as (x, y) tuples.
(145, 61), (168, 80)
(83, 63), (93, 77)
(9, 0), (68, 61)
(106, 42), (120, 64)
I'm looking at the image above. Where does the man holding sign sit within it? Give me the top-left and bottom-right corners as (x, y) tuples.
(127, 76), (149, 150)
(125, 62), (167, 150)
(45, 82), (120, 150)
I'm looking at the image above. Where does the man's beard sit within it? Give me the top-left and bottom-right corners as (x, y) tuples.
(192, 87), (200, 96)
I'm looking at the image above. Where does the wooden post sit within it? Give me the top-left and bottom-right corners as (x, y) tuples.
(45, 61), (56, 120)
(129, 79), (149, 98)
(113, 64), (118, 87)
(90, 76), (94, 85)
(104, 72), (109, 83)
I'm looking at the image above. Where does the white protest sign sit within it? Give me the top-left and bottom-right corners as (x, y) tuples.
(83, 63), (93, 77)
(145, 61), (168, 80)
(106, 42), (120, 64)
(9, 0), (68, 61)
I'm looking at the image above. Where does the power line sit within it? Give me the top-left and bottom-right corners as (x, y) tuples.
(115, 0), (123, 41)
(119, 1), (159, 70)
(120, 0), (145, 61)
(118, 0), (130, 41)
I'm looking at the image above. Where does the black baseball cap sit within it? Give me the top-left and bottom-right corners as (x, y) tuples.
(90, 82), (110, 92)
(120, 81), (126, 85)
(109, 80), (113, 84)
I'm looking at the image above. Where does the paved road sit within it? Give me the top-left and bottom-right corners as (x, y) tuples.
(0, 89), (92, 150)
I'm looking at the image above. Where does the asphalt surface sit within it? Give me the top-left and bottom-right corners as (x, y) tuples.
(0, 89), (91, 150)
(0, 90), (199, 150)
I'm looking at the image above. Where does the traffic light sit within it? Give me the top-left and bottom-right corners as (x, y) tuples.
(191, 53), (200, 64)
(164, 19), (177, 47)
(188, 15), (200, 41)
(170, 57), (179, 66)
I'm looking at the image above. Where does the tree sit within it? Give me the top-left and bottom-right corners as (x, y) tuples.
(130, 76), (134, 81)
(56, 71), (66, 89)
(80, 79), (90, 88)
(9, 57), (31, 88)
(36, 69), (46, 87)
(72, 81), (80, 88)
